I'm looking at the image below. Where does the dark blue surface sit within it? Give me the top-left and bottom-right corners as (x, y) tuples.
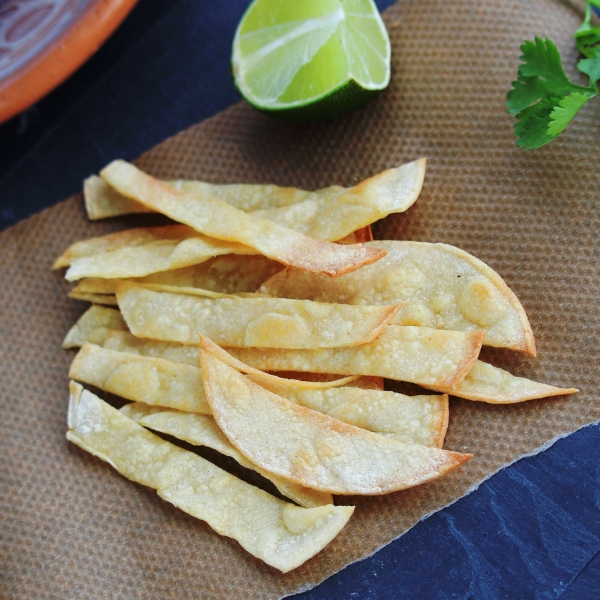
(1, 1), (599, 597)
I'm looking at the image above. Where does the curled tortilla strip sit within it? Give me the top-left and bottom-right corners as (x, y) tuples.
(224, 325), (484, 389)
(200, 348), (470, 495)
(100, 160), (386, 277)
(100, 334), (357, 390)
(54, 225), (195, 269)
(120, 402), (333, 508)
(69, 254), (284, 297)
(86, 159), (425, 240)
(71, 279), (116, 295)
(84, 175), (151, 219)
(261, 241), (536, 355)
(273, 372), (384, 391)
(69, 343), (210, 414)
(65, 235), (255, 281)
(116, 281), (401, 349)
(63, 306), (127, 349)
(67, 382), (353, 572)
(256, 381), (449, 447)
(105, 330), (376, 390)
(68, 290), (118, 306)
(247, 160), (425, 240)
(429, 360), (578, 404)
(104, 330), (201, 365)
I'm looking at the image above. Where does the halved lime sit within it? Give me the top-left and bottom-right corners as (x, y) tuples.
(232, 0), (391, 123)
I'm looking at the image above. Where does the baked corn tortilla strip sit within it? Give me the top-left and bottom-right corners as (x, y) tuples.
(256, 381), (449, 448)
(249, 160), (426, 241)
(100, 160), (386, 277)
(86, 158), (425, 238)
(67, 382), (353, 572)
(428, 360), (578, 404)
(63, 306), (127, 349)
(121, 402), (333, 508)
(69, 343), (211, 414)
(104, 330), (201, 365)
(68, 290), (118, 306)
(65, 236), (256, 281)
(54, 225), (194, 269)
(200, 348), (470, 495)
(116, 281), (401, 349)
(225, 325), (484, 389)
(103, 331), (358, 390)
(70, 255), (284, 297)
(273, 371), (384, 391)
(261, 241), (536, 355)
(104, 331), (379, 390)
(84, 175), (152, 219)
(71, 278), (117, 295)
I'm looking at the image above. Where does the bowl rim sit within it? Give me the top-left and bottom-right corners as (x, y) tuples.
(0, 0), (140, 124)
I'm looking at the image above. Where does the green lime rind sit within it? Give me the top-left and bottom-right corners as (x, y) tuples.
(234, 77), (385, 124)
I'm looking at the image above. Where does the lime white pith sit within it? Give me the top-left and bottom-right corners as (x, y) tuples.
(232, 0), (391, 112)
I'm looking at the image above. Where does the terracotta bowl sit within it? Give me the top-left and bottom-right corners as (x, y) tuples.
(0, 0), (139, 124)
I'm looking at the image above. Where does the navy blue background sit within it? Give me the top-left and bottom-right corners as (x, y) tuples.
(1, 2), (599, 597)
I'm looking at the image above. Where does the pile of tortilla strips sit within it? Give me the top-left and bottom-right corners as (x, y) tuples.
(55, 158), (577, 572)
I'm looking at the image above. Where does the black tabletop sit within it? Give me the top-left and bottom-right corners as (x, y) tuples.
(1, 1), (599, 598)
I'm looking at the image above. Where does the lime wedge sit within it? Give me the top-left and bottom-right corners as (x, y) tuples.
(232, 0), (391, 122)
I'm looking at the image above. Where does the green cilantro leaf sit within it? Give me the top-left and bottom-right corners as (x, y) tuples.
(516, 38), (586, 97)
(575, 0), (600, 58)
(507, 32), (599, 148)
(577, 55), (600, 87)
(547, 92), (593, 137)
(507, 75), (552, 115)
(513, 97), (560, 149)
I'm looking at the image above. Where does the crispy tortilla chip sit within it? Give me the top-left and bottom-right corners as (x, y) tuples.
(103, 331), (358, 390)
(68, 290), (118, 306)
(70, 255), (284, 297)
(100, 161), (386, 277)
(273, 372), (383, 391)
(54, 225), (193, 269)
(69, 344), (211, 414)
(200, 348), (470, 495)
(87, 159), (425, 240)
(67, 383), (353, 572)
(249, 160), (425, 241)
(116, 282), (401, 349)
(224, 325), (484, 389)
(121, 402), (333, 508)
(256, 381), (449, 447)
(84, 175), (152, 219)
(71, 278), (116, 295)
(261, 241), (536, 355)
(429, 360), (578, 403)
(65, 235), (255, 281)
(63, 306), (127, 349)
(104, 330), (201, 365)
(104, 331), (377, 388)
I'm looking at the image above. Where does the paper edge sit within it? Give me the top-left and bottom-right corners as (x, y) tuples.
(278, 417), (600, 599)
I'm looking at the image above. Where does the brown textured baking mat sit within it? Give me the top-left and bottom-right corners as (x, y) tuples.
(1, 0), (599, 598)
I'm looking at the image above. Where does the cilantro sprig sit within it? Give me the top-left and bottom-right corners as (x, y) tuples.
(507, 2), (600, 149)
